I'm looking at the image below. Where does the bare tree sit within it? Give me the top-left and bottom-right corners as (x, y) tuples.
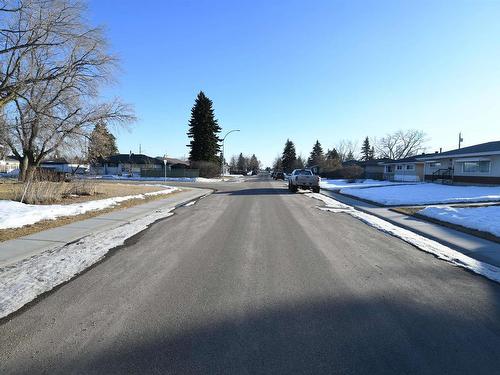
(375, 129), (427, 160)
(0, 0), (135, 181)
(336, 139), (359, 161)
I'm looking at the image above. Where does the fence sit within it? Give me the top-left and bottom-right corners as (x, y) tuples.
(140, 167), (199, 178)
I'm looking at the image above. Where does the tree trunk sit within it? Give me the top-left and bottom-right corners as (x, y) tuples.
(18, 155), (36, 182)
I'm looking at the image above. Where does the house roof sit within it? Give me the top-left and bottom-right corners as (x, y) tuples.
(383, 155), (427, 164)
(103, 154), (190, 166)
(418, 141), (500, 160)
(41, 158), (71, 165)
(105, 154), (163, 165)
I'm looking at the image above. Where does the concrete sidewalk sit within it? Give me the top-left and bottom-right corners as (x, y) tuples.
(321, 190), (500, 268)
(0, 187), (211, 267)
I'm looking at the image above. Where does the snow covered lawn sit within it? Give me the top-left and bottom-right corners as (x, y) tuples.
(0, 186), (177, 230)
(320, 179), (405, 191)
(419, 205), (500, 238)
(341, 183), (500, 206)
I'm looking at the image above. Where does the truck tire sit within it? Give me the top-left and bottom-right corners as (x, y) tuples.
(312, 186), (320, 193)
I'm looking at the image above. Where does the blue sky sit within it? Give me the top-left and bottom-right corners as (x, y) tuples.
(88, 0), (500, 166)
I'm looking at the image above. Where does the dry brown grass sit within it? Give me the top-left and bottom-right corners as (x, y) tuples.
(0, 180), (166, 204)
(0, 189), (181, 242)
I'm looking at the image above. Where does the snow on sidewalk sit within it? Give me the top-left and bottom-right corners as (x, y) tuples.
(307, 193), (500, 284)
(320, 179), (405, 191)
(0, 186), (178, 230)
(420, 205), (500, 238)
(0, 205), (177, 319)
(340, 183), (500, 205)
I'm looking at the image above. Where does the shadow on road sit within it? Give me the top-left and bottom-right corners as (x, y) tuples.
(19, 293), (500, 375)
(215, 187), (291, 196)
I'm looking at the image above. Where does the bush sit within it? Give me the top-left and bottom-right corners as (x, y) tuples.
(340, 165), (364, 181)
(13, 179), (97, 204)
(191, 161), (220, 178)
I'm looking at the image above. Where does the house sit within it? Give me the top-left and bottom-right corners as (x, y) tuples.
(40, 158), (89, 175)
(95, 153), (196, 178)
(0, 156), (20, 173)
(419, 141), (500, 184)
(382, 156), (426, 182)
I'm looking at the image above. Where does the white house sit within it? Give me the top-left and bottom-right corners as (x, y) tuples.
(0, 156), (20, 173)
(419, 141), (500, 184)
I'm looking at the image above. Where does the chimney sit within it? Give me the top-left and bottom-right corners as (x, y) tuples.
(439, 147), (442, 153)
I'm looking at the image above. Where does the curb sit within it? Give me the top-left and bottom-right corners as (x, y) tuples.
(0, 188), (212, 268)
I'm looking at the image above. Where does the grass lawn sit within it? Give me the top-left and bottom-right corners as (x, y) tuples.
(0, 180), (180, 242)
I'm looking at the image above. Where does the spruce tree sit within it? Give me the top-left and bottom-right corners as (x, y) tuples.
(281, 139), (297, 173)
(361, 137), (372, 161)
(307, 140), (325, 167)
(88, 122), (118, 165)
(237, 153), (247, 172)
(187, 91), (222, 163)
(248, 154), (260, 173)
(369, 146), (376, 160)
(295, 155), (305, 169)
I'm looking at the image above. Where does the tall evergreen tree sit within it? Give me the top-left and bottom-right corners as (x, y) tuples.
(273, 156), (283, 171)
(307, 140), (325, 166)
(346, 150), (355, 161)
(295, 155), (306, 169)
(361, 136), (373, 161)
(87, 122), (118, 165)
(237, 153), (247, 172)
(281, 139), (297, 173)
(248, 154), (260, 173)
(369, 146), (376, 160)
(187, 91), (222, 163)
(326, 148), (340, 161)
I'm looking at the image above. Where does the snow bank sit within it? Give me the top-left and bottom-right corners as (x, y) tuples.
(92, 175), (243, 183)
(0, 205), (176, 319)
(320, 179), (404, 191)
(341, 183), (500, 206)
(420, 205), (500, 237)
(0, 186), (177, 230)
(307, 193), (500, 284)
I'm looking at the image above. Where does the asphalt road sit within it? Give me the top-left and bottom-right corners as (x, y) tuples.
(1, 176), (500, 374)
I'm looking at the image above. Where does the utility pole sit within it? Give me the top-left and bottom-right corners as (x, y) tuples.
(458, 133), (463, 149)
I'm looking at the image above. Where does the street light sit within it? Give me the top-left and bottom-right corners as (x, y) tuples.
(221, 129), (240, 176)
(163, 153), (168, 183)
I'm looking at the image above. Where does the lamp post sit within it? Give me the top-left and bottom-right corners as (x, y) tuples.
(163, 154), (168, 183)
(221, 129), (240, 176)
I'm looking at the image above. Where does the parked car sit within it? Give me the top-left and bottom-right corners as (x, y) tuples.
(274, 172), (285, 180)
(288, 169), (320, 193)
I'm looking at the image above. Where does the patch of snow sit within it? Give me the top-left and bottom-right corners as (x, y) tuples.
(341, 183), (500, 206)
(307, 193), (500, 284)
(0, 186), (178, 230)
(87, 175), (243, 183)
(419, 205), (500, 238)
(320, 179), (408, 191)
(0, 206), (176, 319)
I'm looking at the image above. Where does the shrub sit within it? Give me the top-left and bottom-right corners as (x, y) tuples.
(191, 161), (220, 178)
(340, 165), (364, 181)
(13, 179), (97, 204)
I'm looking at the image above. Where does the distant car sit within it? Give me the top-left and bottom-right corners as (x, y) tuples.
(274, 172), (285, 180)
(288, 169), (320, 193)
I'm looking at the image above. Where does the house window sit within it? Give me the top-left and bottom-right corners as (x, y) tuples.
(385, 165), (394, 173)
(429, 162), (441, 168)
(406, 164), (415, 170)
(462, 161), (490, 173)
(396, 165), (403, 170)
